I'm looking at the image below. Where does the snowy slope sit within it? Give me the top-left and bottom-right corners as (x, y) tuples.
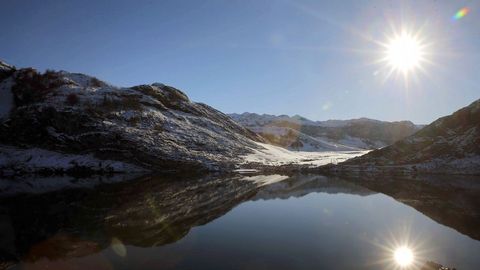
(0, 62), (365, 174)
(242, 142), (367, 167)
(229, 113), (421, 151)
(0, 144), (144, 176)
(0, 64), (266, 173)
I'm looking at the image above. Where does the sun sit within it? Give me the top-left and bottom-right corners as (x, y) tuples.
(394, 246), (414, 267)
(384, 31), (424, 74)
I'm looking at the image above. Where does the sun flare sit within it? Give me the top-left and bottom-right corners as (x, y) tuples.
(385, 31), (424, 73)
(394, 246), (414, 267)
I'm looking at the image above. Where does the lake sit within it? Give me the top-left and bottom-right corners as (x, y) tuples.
(0, 174), (479, 269)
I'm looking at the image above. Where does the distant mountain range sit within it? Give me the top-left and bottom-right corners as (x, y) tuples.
(229, 112), (423, 151)
(1, 60), (478, 175)
(338, 99), (480, 174)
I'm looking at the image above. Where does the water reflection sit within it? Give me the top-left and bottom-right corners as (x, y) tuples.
(0, 173), (478, 269)
(343, 174), (480, 241)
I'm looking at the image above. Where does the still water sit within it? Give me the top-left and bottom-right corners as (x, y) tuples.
(0, 174), (479, 269)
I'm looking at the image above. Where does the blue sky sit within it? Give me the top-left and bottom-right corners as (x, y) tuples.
(1, 0), (479, 124)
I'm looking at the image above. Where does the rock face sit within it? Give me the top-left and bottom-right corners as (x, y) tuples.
(0, 62), (264, 173)
(229, 113), (421, 151)
(339, 99), (480, 174)
(0, 61), (15, 81)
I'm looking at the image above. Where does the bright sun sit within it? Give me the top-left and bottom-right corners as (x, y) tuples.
(394, 246), (414, 267)
(384, 31), (424, 74)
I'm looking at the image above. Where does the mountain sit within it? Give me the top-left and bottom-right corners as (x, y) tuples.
(229, 112), (422, 151)
(337, 99), (480, 174)
(0, 61), (267, 174)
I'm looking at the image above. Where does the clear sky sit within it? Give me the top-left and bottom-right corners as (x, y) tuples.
(1, 0), (479, 124)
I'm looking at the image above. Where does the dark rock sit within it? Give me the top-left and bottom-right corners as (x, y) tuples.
(0, 60), (15, 82)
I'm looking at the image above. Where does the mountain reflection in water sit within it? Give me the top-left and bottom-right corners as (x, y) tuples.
(0, 173), (479, 269)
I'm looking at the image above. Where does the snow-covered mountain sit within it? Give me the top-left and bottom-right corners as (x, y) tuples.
(0, 61), (269, 174)
(0, 61), (367, 175)
(338, 99), (480, 174)
(229, 112), (421, 151)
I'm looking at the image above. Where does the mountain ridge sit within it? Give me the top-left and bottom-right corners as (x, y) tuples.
(229, 112), (423, 127)
(336, 98), (480, 174)
(229, 112), (422, 151)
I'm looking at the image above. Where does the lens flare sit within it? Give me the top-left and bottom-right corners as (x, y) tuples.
(394, 246), (414, 267)
(453, 7), (470, 20)
(376, 25), (432, 85)
(385, 31), (423, 73)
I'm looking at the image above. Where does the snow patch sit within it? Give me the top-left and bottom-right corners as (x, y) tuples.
(0, 145), (145, 174)
(242, 142), (367, 167)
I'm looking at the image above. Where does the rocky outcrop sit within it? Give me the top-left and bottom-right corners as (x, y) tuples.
(0, 62), (265, 173)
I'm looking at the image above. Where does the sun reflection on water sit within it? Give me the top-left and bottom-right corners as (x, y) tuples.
(364, 222), (431, 270)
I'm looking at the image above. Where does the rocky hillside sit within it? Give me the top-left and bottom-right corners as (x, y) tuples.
(0, 61), (265, 174)
(229, 112), (421, 151)
(338, 99), (480, 174)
